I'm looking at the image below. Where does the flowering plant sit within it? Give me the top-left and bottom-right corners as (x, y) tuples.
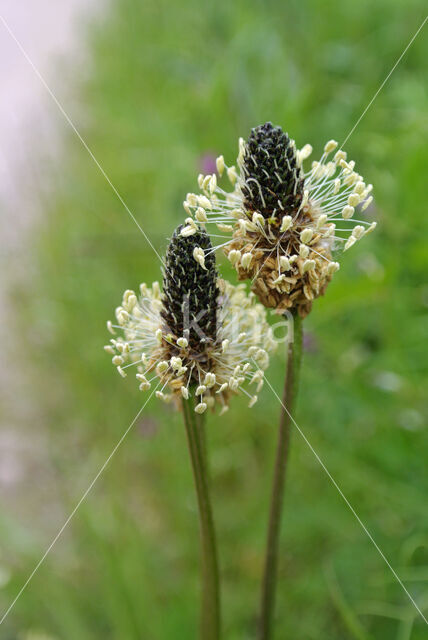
(106, 122), (375, 640)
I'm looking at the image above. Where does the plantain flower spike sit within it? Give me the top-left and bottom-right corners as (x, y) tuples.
(105, 225), (276, 413)
(182, 122), (376, 317)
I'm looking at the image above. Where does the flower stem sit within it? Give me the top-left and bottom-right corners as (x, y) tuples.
(182, 396), (221, 640)
(258, 312), (303, 640)
(195, 410), (209, 481)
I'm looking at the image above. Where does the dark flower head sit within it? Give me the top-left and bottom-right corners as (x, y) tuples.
(161, 224), (219, 350)
(241, 122), (305, 217)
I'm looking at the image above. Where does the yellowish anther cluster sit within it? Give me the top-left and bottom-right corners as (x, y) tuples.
(193, 246), (206, 269)
(105, 280), (276, 414)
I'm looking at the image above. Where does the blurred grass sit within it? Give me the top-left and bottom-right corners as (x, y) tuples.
(1, 0), (428, 638)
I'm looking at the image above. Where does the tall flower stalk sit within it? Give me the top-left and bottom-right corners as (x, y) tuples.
(182, 395), (220, 640)
(105, 224), (276, 638)
(259, 312), (302, 640)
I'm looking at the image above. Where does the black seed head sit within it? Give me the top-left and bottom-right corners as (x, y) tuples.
(241, 122), (305, 218)
(161, 225), (219, 350)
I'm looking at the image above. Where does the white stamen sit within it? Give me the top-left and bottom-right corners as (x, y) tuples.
(204, 373), (216, 388)
(280, 215), (292, 232)
(348, 193), (360, 207)
(298, 143), (312, 164)
(355, 181), (366, 195)
(252, 211), (265, 227)
(170, 356), (183, 371)
(107, 320), (116, 335)
(272, 274), (286, 285)
(334, 150), (347, 163)
(344, 236), (357, 251)
(187, 193), (198, 206)
(193, 247), (206, 269)
(352, 225), (365, 239)
(198, 195), (212, 210)
(300, 228), (313, 244)
(209, 174), (217, 194)
(316, 214), (328, 229)
(195, 402), (207, 414)
(327, 261), (340, 275)
(299, 244), (310, 259)
(302, 259), (316, 274)
(216, 155), (225, 177)
(228, 249), (241, 266)
(279, 256), (291, 271)
(342, 205), (355, 219)
(241, 252), (253, 269)
(227, 166), (237, 185)
(181, 225), (197, 237)
(361, 196), (373, 212)
(104, 345), (115, 355)
(195, 207), (208, 222)
(324, 140), (338, 154)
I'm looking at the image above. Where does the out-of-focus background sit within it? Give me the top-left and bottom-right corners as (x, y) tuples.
(0, 1), (427, 638)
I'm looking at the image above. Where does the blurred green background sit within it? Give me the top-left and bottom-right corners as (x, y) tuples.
(1, 0), (427, 638)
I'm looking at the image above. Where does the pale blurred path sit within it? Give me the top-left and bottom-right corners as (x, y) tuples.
(0, 1), (101, 496)
(0, 1), (100, 238)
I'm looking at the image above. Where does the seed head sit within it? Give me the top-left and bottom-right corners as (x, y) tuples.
(241, 122), (304, 217)
(183, 122), (376, 317)
(161, 225), (219, 350)
(105, 226), (276, 413)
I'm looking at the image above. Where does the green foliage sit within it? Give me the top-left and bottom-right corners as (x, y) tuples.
(1, 0), (427, 638)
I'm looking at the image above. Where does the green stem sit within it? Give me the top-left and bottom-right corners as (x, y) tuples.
(182, 396), (220, 640)
(258, 312), (303, 640)
(195, 410), (209, 481)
